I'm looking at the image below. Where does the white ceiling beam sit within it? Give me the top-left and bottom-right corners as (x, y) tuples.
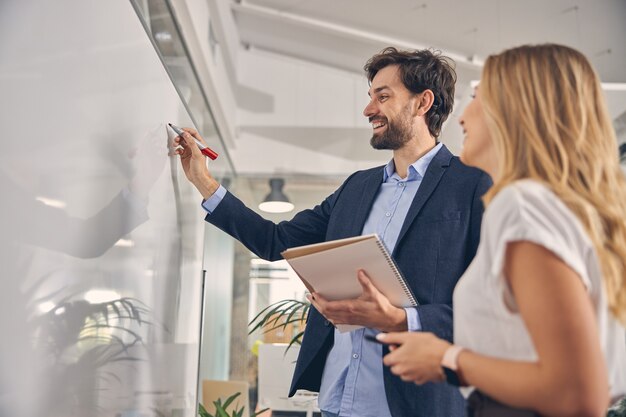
(233, 1), (484, 69)
(207, 0), (241, 84)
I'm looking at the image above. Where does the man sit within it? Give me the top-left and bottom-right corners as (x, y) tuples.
(175, 47), (492, 417)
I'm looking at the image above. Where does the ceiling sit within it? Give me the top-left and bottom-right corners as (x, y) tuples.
(222, 0), (626, 217)
(233, 0), (626, 82)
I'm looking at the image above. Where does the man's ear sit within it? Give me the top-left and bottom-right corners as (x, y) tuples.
(414, 90), (435, 117)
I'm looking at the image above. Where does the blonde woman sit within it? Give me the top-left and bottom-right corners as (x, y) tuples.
(377, 44), (626, 417)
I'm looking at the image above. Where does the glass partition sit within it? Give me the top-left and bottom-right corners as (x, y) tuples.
(131, 0), (235, 183)
(0, 0), (217, 416)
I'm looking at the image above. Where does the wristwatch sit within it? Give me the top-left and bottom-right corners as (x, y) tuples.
(441, 345), (464, 386)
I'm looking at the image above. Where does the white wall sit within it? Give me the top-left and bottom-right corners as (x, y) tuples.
(233, 48), (391, 175)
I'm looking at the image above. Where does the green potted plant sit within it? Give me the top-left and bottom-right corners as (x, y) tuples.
(248, 299), (309, 351)
(198, 392), (268, 417)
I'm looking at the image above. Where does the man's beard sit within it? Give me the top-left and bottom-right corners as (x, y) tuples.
(369, 108), (414, 150)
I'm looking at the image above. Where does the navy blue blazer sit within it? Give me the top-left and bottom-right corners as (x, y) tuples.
(206, 145), (492, 417)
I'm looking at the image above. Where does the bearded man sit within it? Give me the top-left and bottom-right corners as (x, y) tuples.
(175, 47), (492, 417)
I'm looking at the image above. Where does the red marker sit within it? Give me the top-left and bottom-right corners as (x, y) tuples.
(168, 123), (218, 160)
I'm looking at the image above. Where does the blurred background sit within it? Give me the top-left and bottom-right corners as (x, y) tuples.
(1, 1), (624, 416)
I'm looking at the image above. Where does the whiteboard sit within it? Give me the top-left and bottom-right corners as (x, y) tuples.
(0, 1), (207, 416)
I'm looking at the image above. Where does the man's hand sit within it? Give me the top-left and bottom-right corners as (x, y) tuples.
(174, 128), (220, 199)
(306, 270), (408, 332)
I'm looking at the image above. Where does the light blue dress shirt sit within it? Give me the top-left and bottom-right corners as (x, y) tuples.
(202, 184), (227, 213)
(317, 143), (441, 417)
(201, 143), (443, 417)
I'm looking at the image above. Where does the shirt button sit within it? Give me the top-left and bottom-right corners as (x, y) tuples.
(385, 212), (391, 217)
(352, 353), (359, 359)
(399, 182), (405, 187)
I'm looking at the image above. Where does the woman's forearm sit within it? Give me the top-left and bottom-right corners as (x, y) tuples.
(458, 349), (608, 417)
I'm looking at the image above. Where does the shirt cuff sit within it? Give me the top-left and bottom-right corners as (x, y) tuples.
(405, 307), (422, 332)
(201, 185), (227, 214)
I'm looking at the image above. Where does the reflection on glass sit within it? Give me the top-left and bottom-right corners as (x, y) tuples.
(0, 0), (213, 416)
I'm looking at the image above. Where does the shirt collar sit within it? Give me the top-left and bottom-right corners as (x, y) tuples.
(383, 142), (443, 182)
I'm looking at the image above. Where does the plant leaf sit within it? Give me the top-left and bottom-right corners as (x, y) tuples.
(216, 407), (230, 417)
(285, 330), (305, 353)
(285, 304), (306, 328)
(251, 408), (270, 417)
(221, 392), (241, 410)
(248, 299), (291, 326)
(198, 403), (213, 417)
(248, 299), (295, 334)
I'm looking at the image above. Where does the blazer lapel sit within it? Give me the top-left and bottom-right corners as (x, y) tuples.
(394, 145), (453, 251)
(350, 168), (384, 236)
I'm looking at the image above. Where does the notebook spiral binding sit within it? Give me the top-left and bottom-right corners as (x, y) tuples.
(374, 238), (418, 306)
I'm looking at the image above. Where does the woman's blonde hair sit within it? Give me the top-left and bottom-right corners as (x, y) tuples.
(481, 44), (626, 324)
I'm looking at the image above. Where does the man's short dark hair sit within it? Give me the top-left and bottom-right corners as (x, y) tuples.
(364, 47), (457, 138)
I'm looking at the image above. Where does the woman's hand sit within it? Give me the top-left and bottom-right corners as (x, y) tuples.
(379, 332), (450, 385)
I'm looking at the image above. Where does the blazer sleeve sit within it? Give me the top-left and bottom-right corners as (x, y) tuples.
(204, 174), (355, 261)
(410, 171), (492, 342)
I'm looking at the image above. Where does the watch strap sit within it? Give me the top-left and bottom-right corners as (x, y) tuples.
(441, 345), (464, 371)
(441, 345), (465, 386)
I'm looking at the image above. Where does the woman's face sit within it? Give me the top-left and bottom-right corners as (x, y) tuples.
(459, 87), (498, 178)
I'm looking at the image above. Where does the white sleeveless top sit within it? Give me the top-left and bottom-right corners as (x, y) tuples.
(454, 179), (626, 398)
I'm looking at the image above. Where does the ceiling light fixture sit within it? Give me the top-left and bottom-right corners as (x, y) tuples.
(601, 83), (626, 91)
(154, 31), (172, 42)
(84, 289), (121, 304)
(259, 178), (294, 213)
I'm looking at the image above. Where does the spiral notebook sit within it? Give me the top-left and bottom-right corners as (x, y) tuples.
(281, 233), (418, 333)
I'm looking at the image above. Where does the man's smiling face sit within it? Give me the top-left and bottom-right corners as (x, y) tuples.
(363, 64), (418, 150)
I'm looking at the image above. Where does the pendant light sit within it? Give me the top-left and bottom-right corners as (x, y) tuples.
(258, 178), (294, 213)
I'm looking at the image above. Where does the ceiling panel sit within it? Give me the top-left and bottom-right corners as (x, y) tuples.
(238, 0), (626, 82)
(228, 0), (626, 178)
